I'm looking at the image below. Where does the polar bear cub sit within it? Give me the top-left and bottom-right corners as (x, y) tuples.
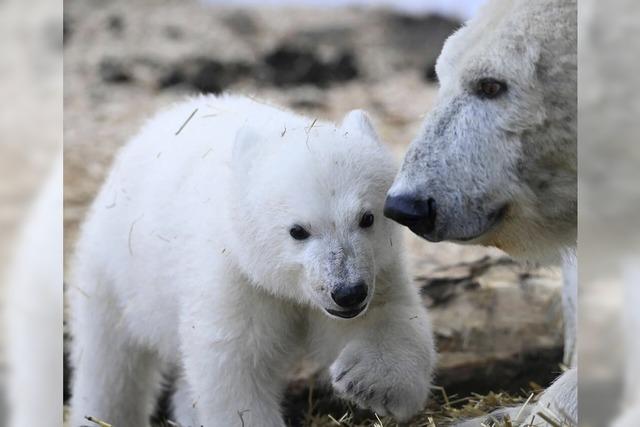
(68, 95), (436, 427)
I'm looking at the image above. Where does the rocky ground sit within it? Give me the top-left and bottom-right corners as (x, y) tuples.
(63, 0), (564, 425)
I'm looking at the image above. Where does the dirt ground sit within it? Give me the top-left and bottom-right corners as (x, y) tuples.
(63, 0), (564, 425)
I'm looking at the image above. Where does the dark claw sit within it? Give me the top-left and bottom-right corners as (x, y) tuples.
(382, 392), (396, 418)
(355, 386), (376, 401)
(334, 360), (359, 383)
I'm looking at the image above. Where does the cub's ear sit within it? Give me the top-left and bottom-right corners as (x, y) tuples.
(341, 109), (379, 141)
(232, 125), (265, 173)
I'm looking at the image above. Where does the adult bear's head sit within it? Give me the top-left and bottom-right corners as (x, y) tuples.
(385, 0), (576, 263)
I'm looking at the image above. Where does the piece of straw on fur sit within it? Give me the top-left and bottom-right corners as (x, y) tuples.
(85, 415), (112, 427)
(175, 108), (198, 136)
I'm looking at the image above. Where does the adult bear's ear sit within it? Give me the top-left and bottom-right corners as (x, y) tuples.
(341, 109), (380, 142)
(232, 125), (265, 173)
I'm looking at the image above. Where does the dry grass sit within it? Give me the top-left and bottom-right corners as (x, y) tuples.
(287, 381), (575, 427)
(77, 383), (577, 427)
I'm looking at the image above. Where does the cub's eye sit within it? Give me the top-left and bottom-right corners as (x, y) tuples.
(475, 78), (507, 99)
(359, 211), (374, 229)
(289, 224), (310, 240)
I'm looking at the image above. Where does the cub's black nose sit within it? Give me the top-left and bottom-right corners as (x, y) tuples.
(383, 194), (437, 235)
(331, 281), (368, 309)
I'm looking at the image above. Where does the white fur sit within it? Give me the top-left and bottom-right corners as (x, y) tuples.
(389, 0), (576, 263)
(386, 0), (578, 424)
(68, 95), (436, 427)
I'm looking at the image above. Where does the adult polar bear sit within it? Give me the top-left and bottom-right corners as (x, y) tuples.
(68, 95), (436, 427)
(384, 0), (577, 424)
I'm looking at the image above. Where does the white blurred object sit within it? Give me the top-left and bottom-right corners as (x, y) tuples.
(612, 265), (640, 427)
(4, 157), (63, 427)
(562, 250), (577, 368)
(0, 0), (63, 423)
(200, 0), (487, 21)
(579, 0), (640, 424)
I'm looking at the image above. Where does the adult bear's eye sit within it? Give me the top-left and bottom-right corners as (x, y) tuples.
(476, 78), (507, 99)
(289, 224), (310, 240)
(359, 211), (374, 228)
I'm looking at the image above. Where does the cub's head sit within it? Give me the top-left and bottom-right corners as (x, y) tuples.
(230, 110), (400, 319)
(385, 0), (576, 263)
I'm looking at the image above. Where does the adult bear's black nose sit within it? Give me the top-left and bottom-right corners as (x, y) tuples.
(383, 194), (437, 235)
(331, 281), (368, 309)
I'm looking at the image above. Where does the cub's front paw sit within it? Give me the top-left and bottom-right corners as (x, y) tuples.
(329, 343), (431, 421)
